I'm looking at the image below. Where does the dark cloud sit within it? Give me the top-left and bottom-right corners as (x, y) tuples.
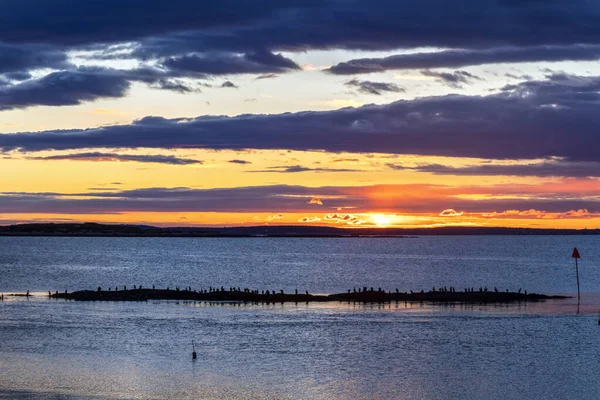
(327, 45), (600, 74)
(153, 79), (198, 93)
(420, 70), (482, 88)
(30, 152), (203, 165)
(161, 51), (299, 76)
(0, 43), (70, 74)
(221, 81), (238, 88)
(255, 73), (280, 80)
(96, 1), (600, 56)
(0, 67), (131, 110)
(344, 79), (405, 95)
(0, 66), (208, 110)
(0, 1), (311, 45)
(387, 160), (600, 178)
(3, 74), (600, 162)
(228, 159), (252, 164)
(3, 71), (33, 82)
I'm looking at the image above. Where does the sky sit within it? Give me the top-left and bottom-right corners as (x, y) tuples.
(1, 0), (600, 229)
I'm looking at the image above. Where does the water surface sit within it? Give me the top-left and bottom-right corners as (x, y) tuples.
(1, 236), (599, 399)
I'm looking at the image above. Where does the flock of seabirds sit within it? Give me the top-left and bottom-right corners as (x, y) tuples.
(0, 284), (563, 303)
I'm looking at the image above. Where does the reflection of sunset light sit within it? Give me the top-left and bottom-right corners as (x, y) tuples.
(370, 213), (396, 227)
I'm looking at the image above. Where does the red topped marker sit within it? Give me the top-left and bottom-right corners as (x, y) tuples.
(572, 247), (581, 259)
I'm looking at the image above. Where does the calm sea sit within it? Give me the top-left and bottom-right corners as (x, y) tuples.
(1, 236), (599, 399)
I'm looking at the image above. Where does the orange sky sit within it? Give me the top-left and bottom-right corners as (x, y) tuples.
(1, 148), (599, 228)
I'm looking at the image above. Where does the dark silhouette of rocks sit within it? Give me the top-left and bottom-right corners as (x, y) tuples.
(49, 287), (568, 303)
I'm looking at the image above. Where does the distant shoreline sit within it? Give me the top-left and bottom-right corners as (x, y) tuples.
(0, 223), (598, 237)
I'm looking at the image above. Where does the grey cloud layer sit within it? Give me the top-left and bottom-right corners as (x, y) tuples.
(4, 1), (598, 50)
(0, 49), (298, 110)
(30, 152), (202, 165)
(344, 79), (405, 95)
(327, 45), (600, 74)
(388, 160), (600, 178)
(0, 184), (598, 215)
(2, 74), (600, 162)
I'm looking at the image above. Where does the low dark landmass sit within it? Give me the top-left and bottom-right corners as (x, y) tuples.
(49, 288), (569, 304)
(0, 222), (599, 237)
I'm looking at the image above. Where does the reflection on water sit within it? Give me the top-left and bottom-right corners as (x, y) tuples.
(1, 296), (600, 399)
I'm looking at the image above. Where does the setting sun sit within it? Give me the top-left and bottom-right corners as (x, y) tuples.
(370, 213), (396, 227)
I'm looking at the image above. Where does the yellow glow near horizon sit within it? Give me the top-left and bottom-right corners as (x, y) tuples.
(370, 213), (397, 227)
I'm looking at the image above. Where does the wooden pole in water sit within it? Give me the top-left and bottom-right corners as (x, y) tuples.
(572, 247), (581, 304)
(192, 340), (197, 360)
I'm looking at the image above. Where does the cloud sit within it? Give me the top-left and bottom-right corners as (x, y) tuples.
(3, 1), (600, 113)
(4, 74), (600, 162)
(0, 43), (70, 75)
(324, 213), (366, 225)
(0, 181), (599, 215)
(439, 209), (463, 217)
(298, 216), (322, 222)
(307, 197), (323, 205)
(344, 79), (405, 95)
(3, 1), (600, 53)
(252, 165), (361, 173)
(228, 159), (252, 164)
(331, 157), (360, 163)
(29, 152), (203, 165)
(388, 159), (600, 178)
(481, 209), (598, 220)
(0, 68), (131, 110)
(161, 51), (299, 76)
(266, 214), (284, 221)
(153, 79), (198, 93)
(221, 81), (238, 88)
(255, 73), (280, 80)
(327, 45), (600, 74)
(0, 65), (212, 110)
(420, 70), (482, 88)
